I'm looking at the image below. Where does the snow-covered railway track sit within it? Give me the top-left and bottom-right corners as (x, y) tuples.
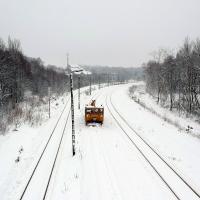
(79, 89), (124, 200)
(42, 109), (71, 200)
(17, 87), (101, 200)
(106, 91), (200, 200)
(17, 97), (71, 200)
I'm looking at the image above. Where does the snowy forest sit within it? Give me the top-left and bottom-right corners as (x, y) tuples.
(0, 37), (68, 106)
(82, 65), (143, 82)
(145, 38), (200, 115)
(0, 37), (70, 133)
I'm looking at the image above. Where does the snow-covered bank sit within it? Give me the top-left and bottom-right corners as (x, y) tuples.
(129, 82), (200, 139)
(0, 94), (66, 135)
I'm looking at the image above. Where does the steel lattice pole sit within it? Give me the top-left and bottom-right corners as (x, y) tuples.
(89, 75), (92, 95)
(70, 73), (76, 156)
(98, 75), (100, 89)
(78, 75), (80, 109)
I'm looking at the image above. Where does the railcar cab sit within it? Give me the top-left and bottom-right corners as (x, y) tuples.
(85, 100), (104, 125)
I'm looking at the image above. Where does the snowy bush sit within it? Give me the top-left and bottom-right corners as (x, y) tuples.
(0, 119), (8, 135)
(0, 95), (52, 134)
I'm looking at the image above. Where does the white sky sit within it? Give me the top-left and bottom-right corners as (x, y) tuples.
(0, 0), (200, 67)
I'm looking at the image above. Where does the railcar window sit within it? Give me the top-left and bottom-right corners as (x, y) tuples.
(86, 108), (104, 114)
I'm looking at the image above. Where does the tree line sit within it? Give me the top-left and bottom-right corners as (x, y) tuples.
(82, 65), (144, 84)
(145, 38), (200, 115)
(0, 37), (143, 112)
(0, 37), (68, 112)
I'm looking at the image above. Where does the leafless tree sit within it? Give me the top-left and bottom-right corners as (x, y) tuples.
(145, 38), (200, 115)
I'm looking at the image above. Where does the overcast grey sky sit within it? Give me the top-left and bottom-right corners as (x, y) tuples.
(0, 0), (200, 67)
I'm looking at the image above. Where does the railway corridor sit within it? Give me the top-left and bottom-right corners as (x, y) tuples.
(49, 84), (199, 200)
(75, 88), (175, 200)
(1, 84), (200, 200)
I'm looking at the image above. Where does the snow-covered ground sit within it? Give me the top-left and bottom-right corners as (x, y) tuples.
(129, 82), (200, 138)
(111, 84), (200, 198)
(0, 94), (69, 199)
(0, 83), (200, 200)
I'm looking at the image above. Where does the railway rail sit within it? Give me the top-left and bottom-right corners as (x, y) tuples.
(42, 109), (71, 200)
(106, 90), (200, 200)
(18, 96), (71, 200)
(42, 89), (103, 199)
(17, 87), (102, 200)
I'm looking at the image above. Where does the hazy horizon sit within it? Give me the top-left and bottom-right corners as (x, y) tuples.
(1, 0), (200, 68)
